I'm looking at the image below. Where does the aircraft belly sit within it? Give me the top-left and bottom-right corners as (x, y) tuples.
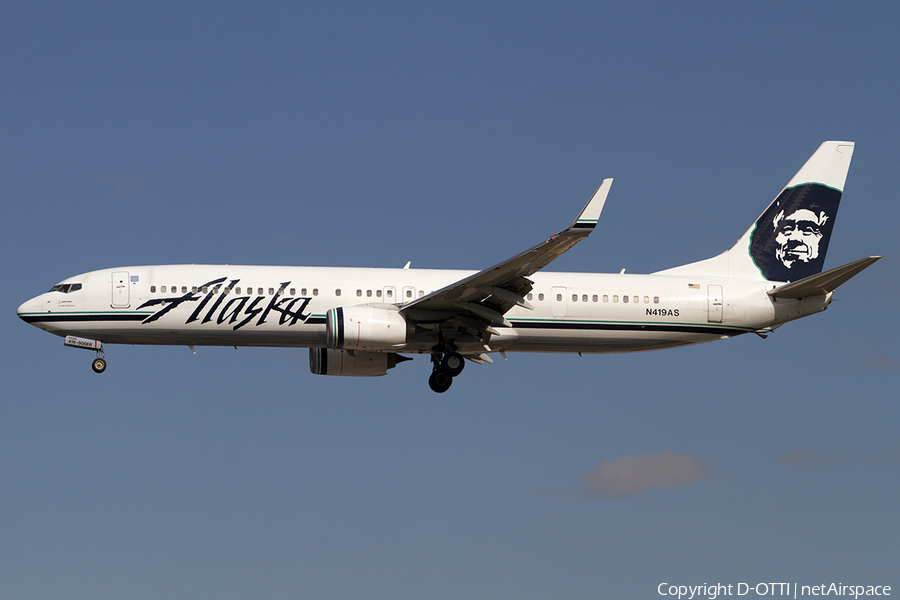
(36, 315), (326, 348)
(509, 327), (710, 353)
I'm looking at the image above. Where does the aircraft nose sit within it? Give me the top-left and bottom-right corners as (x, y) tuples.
(17, 294), (43, 323)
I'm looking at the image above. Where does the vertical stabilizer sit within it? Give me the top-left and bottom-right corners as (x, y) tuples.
(655, 141), (855, 282)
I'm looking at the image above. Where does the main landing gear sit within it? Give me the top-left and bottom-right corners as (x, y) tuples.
(428, 351), (465, 393)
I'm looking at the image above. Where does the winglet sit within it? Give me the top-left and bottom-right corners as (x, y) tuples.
(571, 178), (613, 230)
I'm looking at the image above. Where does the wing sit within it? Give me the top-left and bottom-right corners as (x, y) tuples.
(400, 179), (612, 352)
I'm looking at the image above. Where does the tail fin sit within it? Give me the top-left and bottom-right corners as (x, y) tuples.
(656, 141), (855, 281)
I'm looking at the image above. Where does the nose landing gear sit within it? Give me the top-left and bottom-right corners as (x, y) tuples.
(428, 351), (465, 393)
(64, 335), (107, 374)
(89, 343), (107, 373)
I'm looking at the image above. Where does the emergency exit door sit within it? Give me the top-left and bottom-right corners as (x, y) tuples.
(551, 286), (567, 317)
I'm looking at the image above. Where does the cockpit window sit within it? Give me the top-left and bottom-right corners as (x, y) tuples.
(48, 283), (82, 293)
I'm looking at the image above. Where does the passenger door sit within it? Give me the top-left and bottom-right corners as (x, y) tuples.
(111, 271), (130, 308)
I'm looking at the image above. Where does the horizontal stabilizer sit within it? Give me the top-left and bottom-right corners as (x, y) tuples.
(768, 256), (881, 299)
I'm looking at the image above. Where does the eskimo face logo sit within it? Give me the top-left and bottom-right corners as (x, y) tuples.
(773, 208), (829, 269)
(748, 183), (841, 282)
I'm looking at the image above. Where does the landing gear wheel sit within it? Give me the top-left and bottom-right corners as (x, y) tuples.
(92, 357), (107, 374)
(440, 352), (465, 377)
(428, 370), (453, 393)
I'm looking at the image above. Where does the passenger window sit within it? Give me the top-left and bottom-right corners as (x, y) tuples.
(256, 288), (262, 295)
(387, 290), (393, 298)
(301, 288), (307, 295)
(366, 290), (372, 297)
(623, 295), (629, 303)
(654, 296), (659, 304)
(613, 295), (618, 303)
(192, 286), (198, 293)
(150, 286), (156, 293)
(643, 296), (649, 303)
(313, 289), (319, 296)
(527, 293), (533, 301)
(556, 294), (562, 301)
(633, 296), (639, 304)
(182, 286), (187, 293)
(582, 294), (588, 302)
(418, 290), (424, 297)
(235, 287), (241, 294)
(376, 290), (382, 297)
(603, 295), (609, 302)
(406, 289), (412, 298)
(572, 294), (578, 302)
(290, 288), (296, 295)
(201, 286), (209, 293)
(538, 293), (544, 301)
(592, 295), (598, 302)
(161, 286), (167, 293)
(335, 289), (341, 296)
(357, 289), (362, 297)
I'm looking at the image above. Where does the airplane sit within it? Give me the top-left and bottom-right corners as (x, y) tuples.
(18, 141), (880, 393)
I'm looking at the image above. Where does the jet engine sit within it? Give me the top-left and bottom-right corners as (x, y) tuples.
(309, 348), (404, 377)
(326, 305), (412, 350)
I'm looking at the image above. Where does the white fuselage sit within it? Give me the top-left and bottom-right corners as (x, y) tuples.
(18, 264), (824, 355)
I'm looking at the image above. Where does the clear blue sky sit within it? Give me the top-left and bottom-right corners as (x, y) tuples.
(2, 3), (898, 598)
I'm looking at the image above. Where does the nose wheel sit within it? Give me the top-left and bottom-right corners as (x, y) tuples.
(91, 345), (107, 373)
(428, 351), (465, 393)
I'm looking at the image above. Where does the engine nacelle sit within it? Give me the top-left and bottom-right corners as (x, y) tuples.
(309, 348), (401, 377)
(326, 305), (412, 350)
